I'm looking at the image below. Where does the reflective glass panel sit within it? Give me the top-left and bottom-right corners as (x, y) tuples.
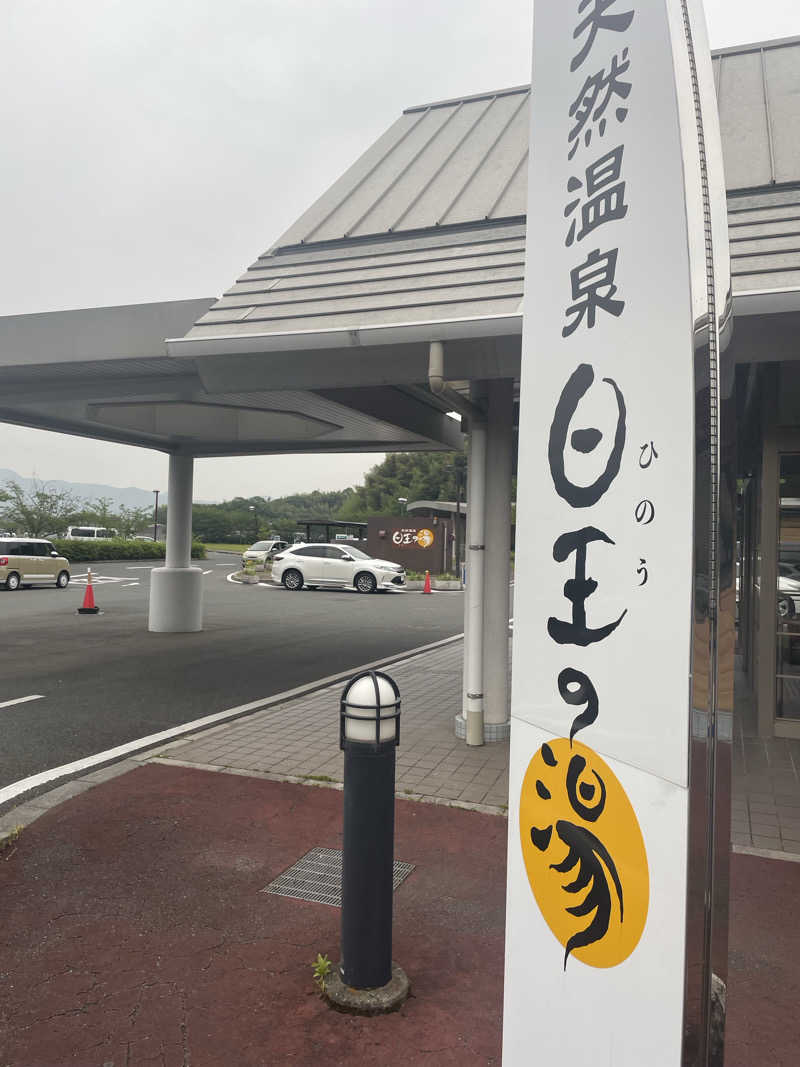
(776, 454), (800, 719)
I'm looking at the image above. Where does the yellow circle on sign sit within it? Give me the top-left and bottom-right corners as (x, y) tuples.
(416, 528), (434, 548)
(519, 738), (648, 970)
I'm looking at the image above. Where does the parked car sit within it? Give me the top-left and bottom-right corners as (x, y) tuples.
(778, 562), (800, 618)
(241, 539), (288, 568)
(271, 543), (405, 593)
(0, 538), (71, 590)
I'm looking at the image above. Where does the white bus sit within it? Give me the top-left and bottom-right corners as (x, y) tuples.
(65, 526), (117, 540)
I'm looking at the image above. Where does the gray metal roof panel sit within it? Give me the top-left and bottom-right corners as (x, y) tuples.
(764, 46), (800, 185)
(271, 88), (531, 247)
(183, 38), (800, 347)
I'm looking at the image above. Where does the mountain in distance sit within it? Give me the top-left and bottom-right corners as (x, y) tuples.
(0, 469), (164, 511)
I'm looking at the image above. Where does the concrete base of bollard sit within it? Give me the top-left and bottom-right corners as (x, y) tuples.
(323, 962), (410, 1016)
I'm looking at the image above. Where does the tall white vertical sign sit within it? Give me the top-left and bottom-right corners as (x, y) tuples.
(505, 1), (727, 1063)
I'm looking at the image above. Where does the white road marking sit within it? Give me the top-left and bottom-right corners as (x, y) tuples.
(0, 632), (465, 808)
(72, 573), (139, 585)
(126, 566), (155, 570)
(215, 563), (232, 566)
(202, 570), (212, 575)
(0, 694), (44, 710)
(123, 582), (139, 588)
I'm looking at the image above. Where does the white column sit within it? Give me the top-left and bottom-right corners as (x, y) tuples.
(148, 453), (203, 633)
(461, 418), (487, 745)
(483, 379), (514, 741)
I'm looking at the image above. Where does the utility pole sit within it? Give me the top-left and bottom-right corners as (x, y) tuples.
(152, 489), (160, 542)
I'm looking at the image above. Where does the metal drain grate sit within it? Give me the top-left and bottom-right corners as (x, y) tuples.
(262, 847), (415, 907)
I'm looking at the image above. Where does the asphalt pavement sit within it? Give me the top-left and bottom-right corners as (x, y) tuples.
(0, 553), (463, 800)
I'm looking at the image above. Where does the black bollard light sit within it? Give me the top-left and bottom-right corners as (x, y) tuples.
(339, 670), (400, 990)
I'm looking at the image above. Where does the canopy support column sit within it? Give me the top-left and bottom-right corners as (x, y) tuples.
(148, 454), (203, 633)
(457, 415), (487, 745)
(482, 379), (514, 741)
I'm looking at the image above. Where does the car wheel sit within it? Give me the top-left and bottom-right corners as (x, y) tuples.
(56, 570), (70, 589)
(778, 595), (795, 619)
(355, 571), (377, 594)
(282, 569), (304, 591)
(5, 572), (21, 591)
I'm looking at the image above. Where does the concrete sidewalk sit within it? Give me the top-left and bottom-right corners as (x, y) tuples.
(143, 637), (510, 812)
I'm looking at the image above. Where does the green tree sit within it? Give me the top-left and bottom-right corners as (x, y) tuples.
(117, 505), (152, 537)
(0, 479), (84, 537)
(84, 496), (116, 528)
(336, 450), (468, 521)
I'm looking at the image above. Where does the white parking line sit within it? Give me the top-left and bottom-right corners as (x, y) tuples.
(0, 694), (44, 710)
(202, 570), (212, 575)
(0, 632), (465, 808)
(72, 574), (135, 585)
(123, 582), (139, 588)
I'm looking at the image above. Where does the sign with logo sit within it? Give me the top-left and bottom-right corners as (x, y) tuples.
(391, 527), (435, 548)
(505, 1), (728, 1063)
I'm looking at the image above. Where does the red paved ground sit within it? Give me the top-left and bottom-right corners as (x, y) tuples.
(0, 763), (797, 1065)
(0, 765), (506, 1066)
(726, 853), (800, 1067)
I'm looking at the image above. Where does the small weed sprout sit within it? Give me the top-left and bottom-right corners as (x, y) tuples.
(312, 953), (333, 994)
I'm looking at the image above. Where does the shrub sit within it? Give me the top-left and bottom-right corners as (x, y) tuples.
(52, 538), (206, 562)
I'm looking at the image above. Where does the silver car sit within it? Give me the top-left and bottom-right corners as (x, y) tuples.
(241, 540), (288, 568)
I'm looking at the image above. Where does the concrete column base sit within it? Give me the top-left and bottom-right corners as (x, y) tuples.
(454, 714), (511, 743)
(148, 567), (204, 633)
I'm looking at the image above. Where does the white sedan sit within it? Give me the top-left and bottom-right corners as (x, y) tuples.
(271, 543), (405, 593)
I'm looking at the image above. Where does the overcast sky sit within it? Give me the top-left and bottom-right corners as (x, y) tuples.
(1, 0), (796, 502)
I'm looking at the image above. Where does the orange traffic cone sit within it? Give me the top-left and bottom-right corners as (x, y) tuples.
(422, 570), (432, 594)
(77, 567), (100, 614)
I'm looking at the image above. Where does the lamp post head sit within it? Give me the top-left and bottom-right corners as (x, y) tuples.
(340, 670), (401, 750)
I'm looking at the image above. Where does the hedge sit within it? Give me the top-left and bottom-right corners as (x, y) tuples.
(51, 538), (207, 562)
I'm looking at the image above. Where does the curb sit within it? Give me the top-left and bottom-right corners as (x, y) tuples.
(0, 632), (466, 842)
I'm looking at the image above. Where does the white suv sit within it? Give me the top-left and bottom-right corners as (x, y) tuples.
(271, 543), (405, 593)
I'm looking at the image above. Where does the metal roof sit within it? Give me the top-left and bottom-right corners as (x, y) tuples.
(178, 35), (800, 350)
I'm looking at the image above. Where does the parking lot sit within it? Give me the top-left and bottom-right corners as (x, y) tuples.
(0, 553), (464, 802)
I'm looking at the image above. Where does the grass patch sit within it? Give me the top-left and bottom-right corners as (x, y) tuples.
(301, 774), (337, 783)
(201, 543), (250, 553)
(1, 825), (23, 854)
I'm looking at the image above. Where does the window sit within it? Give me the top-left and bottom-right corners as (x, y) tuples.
(345, 546), (371, 560)
(292, 546), (326, 557)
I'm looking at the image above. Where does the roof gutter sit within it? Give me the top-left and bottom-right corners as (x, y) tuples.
(165, 312), (524, 359)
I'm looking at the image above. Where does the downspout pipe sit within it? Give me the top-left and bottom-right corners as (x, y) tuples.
(428, 340), (485, 422)
(429, 341), (487, 746)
